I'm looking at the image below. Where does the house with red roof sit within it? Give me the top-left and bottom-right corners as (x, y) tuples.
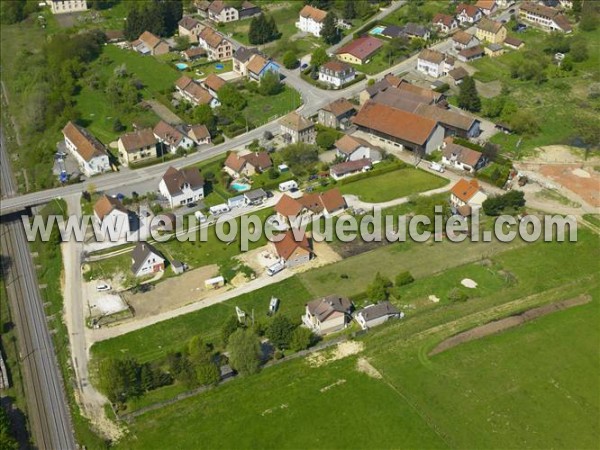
(336, 36), (384, 65)
(456, 3), (483, 24)
(296, 5), (327, 37)
(450, 178), (488, 215)
(271, 229), (312, 268)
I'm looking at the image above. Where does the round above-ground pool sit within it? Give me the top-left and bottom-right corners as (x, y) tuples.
(176, 63), (189, 70)
(369, 25), (386, 35)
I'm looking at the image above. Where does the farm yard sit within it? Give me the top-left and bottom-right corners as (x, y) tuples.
(101, 228), (600, 449)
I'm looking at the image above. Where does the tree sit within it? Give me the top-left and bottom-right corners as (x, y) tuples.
(188, 336), (220, 385)
(316, 130), (337, 149)
(112, 118), (125, 132)
(282, 50), (298, 69)
(570, 38), (588, 62)
(457, 76), (481, 112)
(221, 316), (242, 345)
(311, 47), (329, 68)
(0, 407), (18, 450)
(249, 13), (281, 45)
(508, 110), (540, 135)
(482, 190), (526, 216)
(367, 272), (392, 302)
(343, 0), (356, 19)
(289, 326), (313, 352)
(227, 328), (261, 375)
(579, 13), (598, 32)
(321, 12), (340, 44)
(266, 315), (296, 349)
(259, 70), (283, 96)
(218, 84), (247, 111)
(280, 143), (320, 174)
(573, 112), (600, 153)
(174, 35), (190, 51)
(193, 104), (217, 133)
(97, 357), (141, 404)
(395, 271), (414, 287)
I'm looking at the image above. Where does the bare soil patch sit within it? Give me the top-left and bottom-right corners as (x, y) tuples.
(429, 294), (592, 356)
(356, 357), (383, 379)
(307, 341), (364, 367)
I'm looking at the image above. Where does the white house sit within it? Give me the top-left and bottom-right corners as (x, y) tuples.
(329, 159), (372, 181)
(93, 195), (131, 237)
(416, 49), (453, 78)
(208, 0), (239, 23)
(355, 302), (403, 330)
(302, 295), (353, 335)
(178, 16), (204, 43)
(131, 242), (165, 277)
(432, 13), (458, 34)
(153, 121), (195, 154)
(296, 4), (327, 37)
(452, 30), (480, 51)
(47, 0), (87, 14)
(159, 166), (205, 208)
(456, 3), (483, 24)
(335, 134), (382, 162)
(62, 121), (110, 177)
(318, 60), (355, 88)
(441, 138), (487, 173)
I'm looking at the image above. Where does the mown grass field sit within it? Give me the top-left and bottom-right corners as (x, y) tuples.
(110, 229), (600, 449)
(338, 168), (448, 203)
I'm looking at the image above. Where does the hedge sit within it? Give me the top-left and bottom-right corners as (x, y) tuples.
(129, 153), (182, 169)
(337, 161), (407, 186)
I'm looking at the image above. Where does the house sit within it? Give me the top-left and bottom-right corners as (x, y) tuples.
(223, 151), (272, 178)
(355, 301), (403, 330)
(244, 188), (268, 205)
(456, 3), (483, 24)
(133, 31), (170, 56)
(360, 73), (404, 105)
(202, 74), (227, 97)
(62, 122), (111, 177)
(153, 121), (195, 154)
(302, 294), (353, 335)
(159, 166), (205, 208)
(318, 60), (356, 88)
(182, 47), (207, 61)
(274, 189), (346, 223)
(186, 124), (211, 145)
(246, 54), (280, 81)
(330, 158), (372, 180)
(364, 75), (446, 107)
(485, 43), (505, 57)
(208, 0), (239, 22)
(452, 30), (480, 51)
(519, 2), (572, 33)
(335, 134), (382, 162)
(336, 36), (384, 65)
(272, 229), (312, 268)
(196, 0), (211, 17)
(198, 27), (233, 60)
(93, 195), (131, 235)
(352, 101), (444, 155)
(318, 98), (356, 129)
(448, 66), (469, 85)
(175, 76), (219, 108)
(117, 128), (158, 166)
(504, 36), (525, 49)
(432, 13), (459, 33)
(279, 112), (316, 144)
(414, 104), (481, 139)
(402, 23), (431, 40)
(296, 4), (327, 37)
(239, 1), (261, 19)
(47, 0), (87, 14)
(380, 25), (406, 39)
(458, 45), (485, 62)
(233, 46), (260, 76)
(475, 0), (498, 15)
(178, 16), (204, 43)
(417, 49), (453, 78)
(475, 18), (507, 44)
(450, 178), (488, 214)
(442, 138), (487, 172)
(131, 242), (165, 277)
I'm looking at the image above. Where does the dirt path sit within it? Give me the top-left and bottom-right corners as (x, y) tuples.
(429, 294), (591, 356)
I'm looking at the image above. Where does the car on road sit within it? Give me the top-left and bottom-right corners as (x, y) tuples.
(96, 284), (111, 292)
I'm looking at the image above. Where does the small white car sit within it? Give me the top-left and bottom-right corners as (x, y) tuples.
(266, 262), (285, 277)
(429, 162), (445, 173)
(96, 284), (111, 292)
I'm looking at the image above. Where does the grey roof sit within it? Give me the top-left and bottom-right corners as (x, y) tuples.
(358, 301), (400, 322)
(487, 43), (503, 52)
(233, 46), (260, 63)
(131, 242), (163, 275)
(244, 188), (267, 201)
(381, 25), (406, 38)
(307, 294), (353, 322)
(403, 22), (429, 38)
(172, 259), (184, 268)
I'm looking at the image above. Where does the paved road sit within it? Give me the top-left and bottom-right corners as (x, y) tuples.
(0, 127), (76, 450)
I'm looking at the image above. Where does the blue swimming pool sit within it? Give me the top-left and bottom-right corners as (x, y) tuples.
(215, 63), (224, 70)
(176, 63), (189, 70)
(369, 26), (386, 36)
(230, 182), (251, 192)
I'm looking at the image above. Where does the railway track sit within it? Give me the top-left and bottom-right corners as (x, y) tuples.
(1, 127), (76, 449)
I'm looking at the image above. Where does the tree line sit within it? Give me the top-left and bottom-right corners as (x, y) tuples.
(124, 0), (183, 41)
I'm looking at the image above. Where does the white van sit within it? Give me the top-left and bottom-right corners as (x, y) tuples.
(266, 262), (285, 276)
(209, 204), (231, 215)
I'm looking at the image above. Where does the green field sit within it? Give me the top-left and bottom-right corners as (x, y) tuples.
(109, 228), (600, 449)
(244, 85), (303, 126)
(338, 168), (448, 203)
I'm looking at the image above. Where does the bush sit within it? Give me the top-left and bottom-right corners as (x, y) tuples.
(448, 288), (469, 303)
(366, 272), (393, 302)
(316, 130), (337, 149)
(283, 51), (298, 69)
(395, 271), (414, 287)
(212, 135), (225, 145)
(289, 326), (314, 352)
(482, 190), (526, 216)
(265, 315), (296, 350)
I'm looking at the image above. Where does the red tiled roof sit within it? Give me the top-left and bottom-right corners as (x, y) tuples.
(299, 4), (327, 23)
(94, 195), (128, 220)
(321, 98), (355, 117)
(273, 229), (311, 260)
(330, 159), (372, 177)
(451, 178), (481, 202)
(275, 194), (303, 217)
(203, 73), (226, 92)
(336, 36), (384, 61)
(433, 13), (455, 27)
(62, 121), (107, 162)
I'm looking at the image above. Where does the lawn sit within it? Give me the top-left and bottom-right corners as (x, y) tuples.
(338, 168), (448, 203)
(347, 49), (403, 75)
(110, 229), (599, 449)
(243, 85), (302, 126)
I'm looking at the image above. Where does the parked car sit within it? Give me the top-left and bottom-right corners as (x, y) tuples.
(429, 162), (445, 173)
(267, 262), (285, 277)
(300, 63), (308, 70)
(96, 284), (111, 292)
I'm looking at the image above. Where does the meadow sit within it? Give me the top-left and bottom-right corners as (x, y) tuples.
(110, 228), (600, 449)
